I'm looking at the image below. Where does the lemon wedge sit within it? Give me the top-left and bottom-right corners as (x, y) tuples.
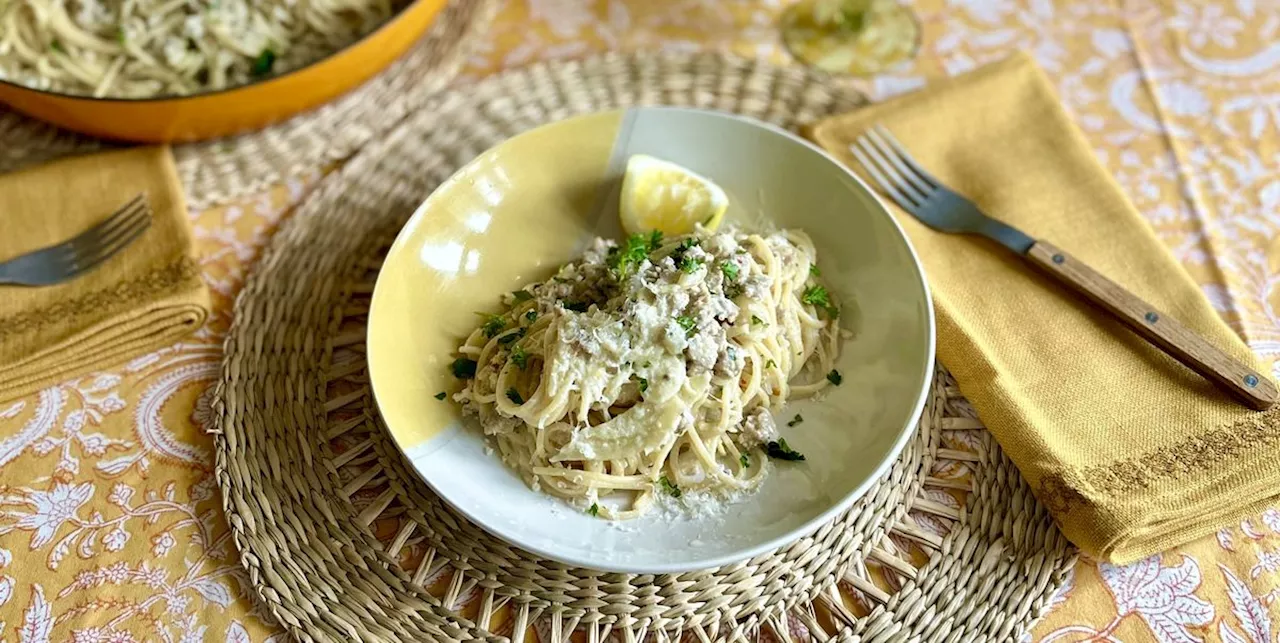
(619, 154), (729, 236)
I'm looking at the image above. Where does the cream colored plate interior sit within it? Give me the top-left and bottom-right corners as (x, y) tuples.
(367, 107), (935, 573)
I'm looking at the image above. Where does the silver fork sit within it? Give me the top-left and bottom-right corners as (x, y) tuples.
(0, 194), (152, 287)
(851, 124), (1277, 411)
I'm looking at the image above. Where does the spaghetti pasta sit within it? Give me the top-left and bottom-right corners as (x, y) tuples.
(0, 0), (402, 97)
(451, 228), (843, 519)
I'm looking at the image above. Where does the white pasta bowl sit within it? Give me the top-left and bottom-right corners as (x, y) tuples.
(368, 107), (935, 573)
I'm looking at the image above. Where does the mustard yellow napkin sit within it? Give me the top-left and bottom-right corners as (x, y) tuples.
(811, 51), (1280, 564)
(0, 147), (209, 402)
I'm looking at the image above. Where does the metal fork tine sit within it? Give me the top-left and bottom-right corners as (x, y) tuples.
(56, 198), (151, 259)
(871, 125), (941, 190)
(864, 127), (935, 198)
(848, 144), (911, 210)
(64, 214), (152, 275)
(853, 136), (927, 207)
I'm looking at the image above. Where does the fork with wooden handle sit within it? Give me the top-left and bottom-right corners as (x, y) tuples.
(849, 124), (1276, 411)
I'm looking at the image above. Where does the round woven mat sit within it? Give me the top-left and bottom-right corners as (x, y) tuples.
(0, 0), (498, 211)
(213, 52), (1076, 643)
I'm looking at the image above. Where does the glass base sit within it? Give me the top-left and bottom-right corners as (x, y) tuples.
(781, 0), (921, 76)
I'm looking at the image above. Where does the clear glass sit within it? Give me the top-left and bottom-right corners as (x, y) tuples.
(780, 0), (921, 76)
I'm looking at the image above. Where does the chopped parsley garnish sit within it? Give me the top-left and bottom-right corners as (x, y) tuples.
(787, 414), (804, 427)
(498, 328), (526, 345)
(251, 48), (276, 77)
(563, 301), (590, 313)
(588, 503), (600, 517)
(801, 284), (831, 309)
(608, 233), (654, 280)
(766, 438), (806, 461)
(434, 392), (447, 400)
(721, 262), (739, 282)
(116, 28), (127, 43)
(676, 316), (697, 336)
(677, 255), (702, 274)
(765, 359), (777, 369)
(751, 315), (765, 326)
(50, 39), (65, 53)
(658, 476), (683, 498)
(524, 310), (538, 322)
(725, 284), (744, 299)
(827, 369), (843, 386)
(511, 346), (530, 370)
(511, 290), (534, 303)
(506, 388), (524, 404)
(801, 284), (840, 318)
(740, 454), (750, 468)
(451, 358), (477, 379)
(810, 264), (821, 277)
(479, 313), (506, 338)
(648, 230), (663, 252)
(637, 377), (649, 394)
(678, 238), (699, 251)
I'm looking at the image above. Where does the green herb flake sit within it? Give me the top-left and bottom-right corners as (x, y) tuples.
(498, 328), (526, 345)
(588, 503), (600, 517)
(115, 28), (127, 44)
(525, 310), (538, 322)
(677, 255), (702, 274)
(809, 264), (821, 277)
(648, 230), (663, 252)
(563, 301), (590, 313)
(739, 454), (750, 468)
(725, 284), (744, 299)
(511, 346), (530, 370)
(511, 290), (534, 303)
(765, 359), (777, 369)
(802, 284), (840, 318)
(608, 233), (654, 281)
(637, 377), (649, 394)
(750, 315), (765, 326)
(678, 238), (699, 251)
(251, 48), (276, 77)
(765, 438), (806, 461)
(658, 476), (682, 498)
(720, 262), (739, 282)
(676, 316), (697, 336)
(787, 414), (804, 427)
(827, 369), (843, 386)
(434, 391), (447, 400)
(450, 358), (478, 379)
(479, 313), (506, 338)
(801, 284), (831, 309)
(506, 388), (524, 405)
(50, 39), (65, 53)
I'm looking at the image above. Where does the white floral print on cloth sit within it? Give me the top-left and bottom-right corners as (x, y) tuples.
(5, 1), (1280, 641)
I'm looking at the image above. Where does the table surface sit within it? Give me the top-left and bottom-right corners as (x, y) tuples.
(3, 1), (1279, 641)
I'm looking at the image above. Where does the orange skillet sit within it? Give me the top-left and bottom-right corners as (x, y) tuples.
(0, 0), (447, 143)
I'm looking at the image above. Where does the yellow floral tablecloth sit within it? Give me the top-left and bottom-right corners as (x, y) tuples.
(3, 0), (1280, 641)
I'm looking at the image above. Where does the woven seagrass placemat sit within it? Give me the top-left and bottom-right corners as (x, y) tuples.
(0, 0), (498, 211)
(213, 52), (1076, 643)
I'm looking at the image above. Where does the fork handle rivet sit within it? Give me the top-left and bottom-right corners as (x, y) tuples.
(1051, 254), (1064, 264)
(1246, 374), (1260, 388)
(1145, 312), (1159, 323)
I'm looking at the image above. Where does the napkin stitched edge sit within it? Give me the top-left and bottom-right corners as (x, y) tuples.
(0, 256), (200, 340)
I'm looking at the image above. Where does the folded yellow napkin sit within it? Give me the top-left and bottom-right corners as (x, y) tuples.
(811, 51), (1279, 564)
(0, 147), (209, 402)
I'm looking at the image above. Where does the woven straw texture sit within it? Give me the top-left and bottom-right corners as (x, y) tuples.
(0, 0), (498, 211)
(212, 52), (1076, 643)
